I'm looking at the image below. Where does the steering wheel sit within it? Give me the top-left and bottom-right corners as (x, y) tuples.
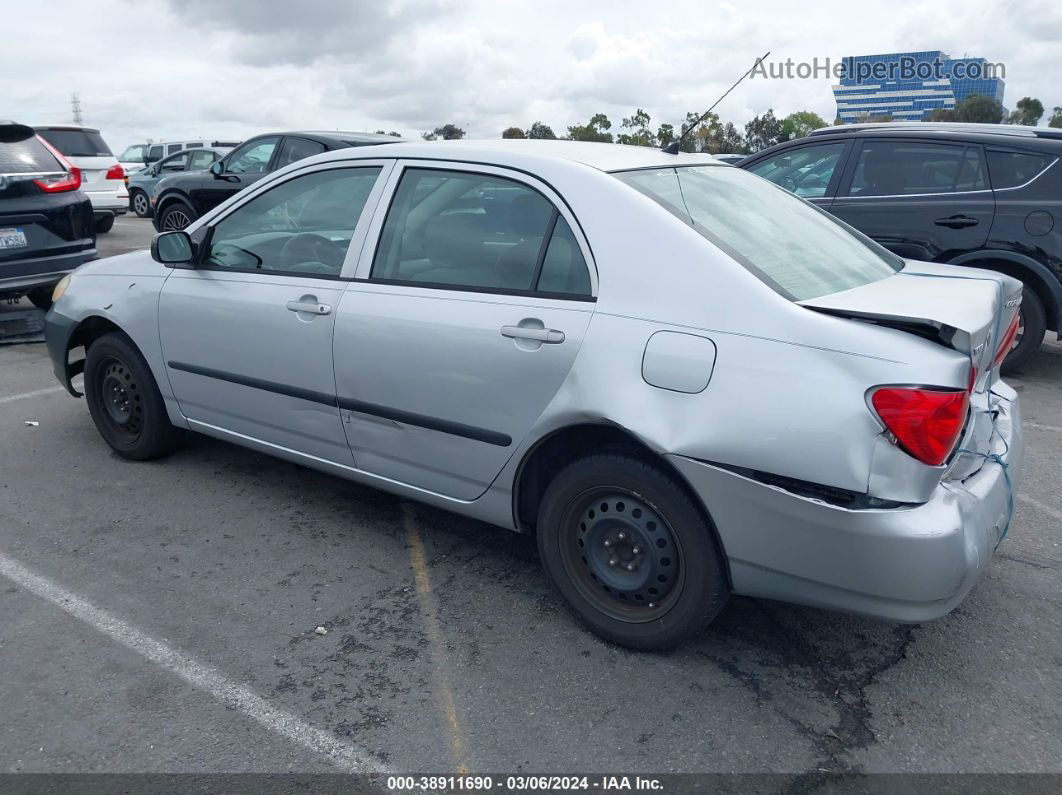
(278, 233), (346, 272)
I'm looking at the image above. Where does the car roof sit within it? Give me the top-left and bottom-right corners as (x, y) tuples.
(805, 122), (1062, 150)
(312, 138), (725, 172)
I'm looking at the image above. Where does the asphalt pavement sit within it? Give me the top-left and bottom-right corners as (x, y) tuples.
(1, 216), (1060, 780)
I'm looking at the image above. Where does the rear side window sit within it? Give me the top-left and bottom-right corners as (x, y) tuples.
(0, 136), (62, 174)
(986, 150), (1055, 189)
(276, 137), (327, 169)
(371, 168), (591, 296)
(747, 142), (845, 198)
(167, 143), (182, 155)
(847, 141), (985, 196)
(36, 129), (112, 157)
(615, 165), (900, 301)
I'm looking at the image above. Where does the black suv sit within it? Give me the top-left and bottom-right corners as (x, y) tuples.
(740, 122), (1062, 371)
(151, 130), (401, 232)
(0, 121), (94, 309)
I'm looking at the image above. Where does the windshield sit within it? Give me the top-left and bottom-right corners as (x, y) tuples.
(36, 129), (112, 157)
(614, 165), (901, 300)
(119, 144), (149, 162)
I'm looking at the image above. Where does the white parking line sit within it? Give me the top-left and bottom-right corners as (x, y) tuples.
(1017, 494), (1062, 523)
(0, 550), (385, 774)
(0, 386), (65, 405)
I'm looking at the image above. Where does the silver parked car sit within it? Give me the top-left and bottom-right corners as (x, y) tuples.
(45, 140), (1023, 649)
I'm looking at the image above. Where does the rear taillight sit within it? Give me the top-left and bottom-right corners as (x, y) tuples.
(33, 166), (81, 193)
(105, 164), (124, 180)
(991, 313), (1021, 370)
(32, 134), (82, 193)
(870, 387), (969, 467)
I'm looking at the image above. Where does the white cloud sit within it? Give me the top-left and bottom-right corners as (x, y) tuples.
(3, 0), (1060, 152)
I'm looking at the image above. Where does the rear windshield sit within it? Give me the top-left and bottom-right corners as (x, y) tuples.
(37, 128), (112, 157)
(0, 136), (62, 174)
(614, 165), (901, 300)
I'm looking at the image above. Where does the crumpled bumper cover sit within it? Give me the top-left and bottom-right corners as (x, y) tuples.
(44, 307), (83, 397)
(669, 383), (1023, 622)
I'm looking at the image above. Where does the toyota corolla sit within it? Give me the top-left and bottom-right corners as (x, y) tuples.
(45, 140), (1023, 649)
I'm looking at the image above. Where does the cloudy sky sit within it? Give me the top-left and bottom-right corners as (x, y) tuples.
(4, 0), (1060, 151)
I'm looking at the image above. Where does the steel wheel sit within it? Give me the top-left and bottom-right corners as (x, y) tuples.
(162, 207), (192, 230)
(558, 487), (685, 623)
(94, 357), (145, 444)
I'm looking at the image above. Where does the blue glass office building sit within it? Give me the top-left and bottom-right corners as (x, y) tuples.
(833, 51), (1005, 122)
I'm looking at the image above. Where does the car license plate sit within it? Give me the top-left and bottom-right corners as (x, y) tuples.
(0, 227), (28, 250)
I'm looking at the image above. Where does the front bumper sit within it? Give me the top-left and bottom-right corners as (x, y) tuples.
(44, 307), (83, 396)
(669, 384), (1023, 622)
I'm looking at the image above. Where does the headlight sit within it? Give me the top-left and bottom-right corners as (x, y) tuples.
(51, 274), (71, 303)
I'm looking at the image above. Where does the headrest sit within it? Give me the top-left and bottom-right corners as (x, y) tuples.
(424, 213), (487, 269)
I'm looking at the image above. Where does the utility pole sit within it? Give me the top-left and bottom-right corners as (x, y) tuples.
(70, 93), (83, 125)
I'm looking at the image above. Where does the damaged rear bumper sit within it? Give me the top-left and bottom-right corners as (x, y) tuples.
(669, 383), (1023, 622)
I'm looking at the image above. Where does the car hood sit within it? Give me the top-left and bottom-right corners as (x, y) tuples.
(75, 249), (163, 278)
(801, 261), (1023, 384)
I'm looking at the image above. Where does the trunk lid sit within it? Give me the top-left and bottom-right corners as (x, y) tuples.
(800, 261), (1023, 390)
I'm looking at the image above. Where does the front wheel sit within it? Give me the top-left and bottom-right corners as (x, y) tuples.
(158, 202), (197, 232)
(1002, 288), (1046, 374)
(537, 453), (729, 650)
(84, 332), (183, 460)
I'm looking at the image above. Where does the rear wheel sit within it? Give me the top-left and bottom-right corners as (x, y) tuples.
(84, 332), (183, 460)
(537, 453), (729, 650)
(131, 190), (151, 218)
(1002, 288), (1045, 374)
(158, 202), (197, 231)
(94, 215), (115, 234)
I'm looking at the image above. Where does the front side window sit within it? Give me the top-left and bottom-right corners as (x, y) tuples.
(204, 167), (382, 277)
(615, 165), (900, 301)
(119, 145), (149, 163)
(224, 137), (279, 174)
(847, 141), (985, 196)
(986, 150), (1055, 189)
(747, 142), (845, 198)
(159, 152), (190, 173)
(148, 145), (163, 162)
(371, 168), (590, 295)
(276, 137), (327, 169)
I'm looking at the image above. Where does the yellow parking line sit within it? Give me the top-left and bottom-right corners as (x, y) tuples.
(403, 502), (471, 774)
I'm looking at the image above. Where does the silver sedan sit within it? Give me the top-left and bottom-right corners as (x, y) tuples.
(45, 140), (1023, 649)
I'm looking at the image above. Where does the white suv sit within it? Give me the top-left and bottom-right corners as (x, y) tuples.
(35, 125), (127, 233)
(119, 139), (241, 175)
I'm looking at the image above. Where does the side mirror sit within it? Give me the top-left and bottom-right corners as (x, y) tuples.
(210, 161), (224, 177)
(151, 231), (194, 267)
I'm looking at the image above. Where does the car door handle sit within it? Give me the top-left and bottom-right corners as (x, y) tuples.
(501, 325), (565, 344)
(286, 300), (332, 315)
(934, 215), (979, 229)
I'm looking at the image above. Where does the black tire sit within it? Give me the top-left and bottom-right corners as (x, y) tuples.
(94, 215), (115, 234)
(131, 190), (152, 218)
(84, 332), (183, 460)
(1002, 287), (1046, 374)
(158, 202), (197, 232)
(537, 453), (729, 650)
(27, 287), (53, 310)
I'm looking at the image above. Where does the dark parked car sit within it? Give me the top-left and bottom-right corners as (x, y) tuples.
(151, 131), (401, 232)
(128, 146), (228, 218)
(740, 122), (1062, 371)
(0, 121), (94, 309)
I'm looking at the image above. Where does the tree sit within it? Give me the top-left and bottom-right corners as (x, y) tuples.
(502, 126), (526, 139)
(673, 111), (720, 153)
(422, 123), (466, 141)
(711, 122), (746, 154)
(566, 113), (613, 142)
(527, 121), (557, 139)
(374, 130), (402, 137)
(616, 108), (655, 147)
(744, 109), (783, 152)
(656, 123), (675, 148)
(955, 94), (1005, 124)
(1007, 97), (1044, 126)
(929, 108), (958, 122)
(781, 111), (827, 140)
(1050, 106), (1062, 129)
